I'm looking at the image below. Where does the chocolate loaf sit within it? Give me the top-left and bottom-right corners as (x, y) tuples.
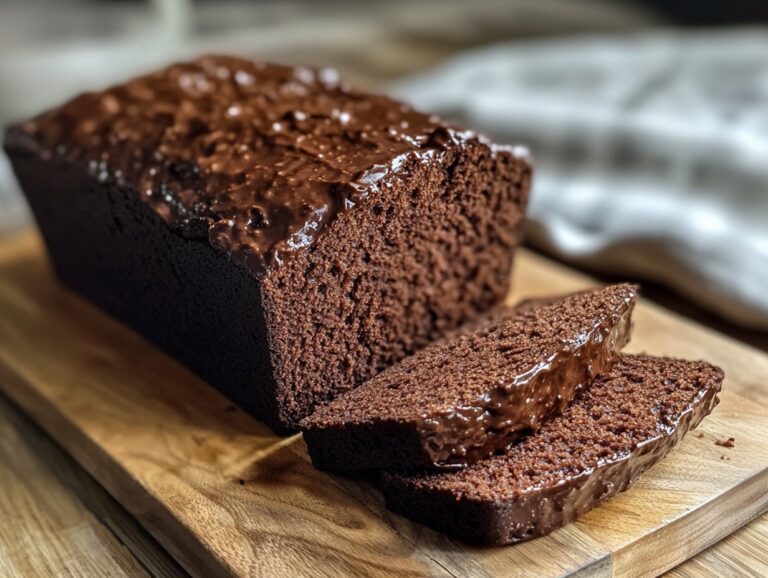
(301, 284), (638, 470)
(381, 355), (724, 545)
(3, 55), (531, 432)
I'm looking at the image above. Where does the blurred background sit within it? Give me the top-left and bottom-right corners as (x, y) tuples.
(1, 0), (767, 344)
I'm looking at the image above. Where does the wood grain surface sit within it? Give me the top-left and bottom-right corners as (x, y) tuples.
(667, 515), (768, 577)
(0, 389), (186, 578)
(0, 385), (147, 577)
(0, 230), (767, 578)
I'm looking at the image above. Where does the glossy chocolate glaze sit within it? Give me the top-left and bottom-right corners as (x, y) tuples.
(16, 55), (504, 274)
(418, 295), (635, 468)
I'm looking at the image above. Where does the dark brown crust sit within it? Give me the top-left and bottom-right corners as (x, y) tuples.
(3, 145), (285, 427)
(301, 284), (638, 470)
(380, 355), (724, 545)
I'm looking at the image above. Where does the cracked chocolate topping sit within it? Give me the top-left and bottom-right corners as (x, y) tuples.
(16, 55), (507, 274)
(301, 284), (638, 470)
(381, 355), (724, 545)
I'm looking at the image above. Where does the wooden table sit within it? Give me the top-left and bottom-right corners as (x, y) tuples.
(0, 231), (766, 578)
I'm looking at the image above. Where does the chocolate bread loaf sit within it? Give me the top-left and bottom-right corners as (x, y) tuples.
(381, 355), (724, 545)
(3, 55), (531, 432)
(301, 284), (638, 470)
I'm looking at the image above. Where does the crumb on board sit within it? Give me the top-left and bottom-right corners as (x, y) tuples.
(696, 432), (705, 438)
(715, 437), (735, 448)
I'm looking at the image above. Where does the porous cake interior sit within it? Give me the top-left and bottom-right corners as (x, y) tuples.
(388, 355), (723, 499)
(263, 141), (529, 428)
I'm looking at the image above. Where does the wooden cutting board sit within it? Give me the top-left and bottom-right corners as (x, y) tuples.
(0, 230), (766, 578)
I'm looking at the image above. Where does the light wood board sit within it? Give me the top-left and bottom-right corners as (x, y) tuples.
(0, 230), (766, 578)
(0, 388), (148, 578)
(0, 386), (187, 578)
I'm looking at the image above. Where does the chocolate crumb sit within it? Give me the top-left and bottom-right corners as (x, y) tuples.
(715, 437), (735, 448)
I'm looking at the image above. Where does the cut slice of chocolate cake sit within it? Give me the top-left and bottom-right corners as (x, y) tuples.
(381, 355), (724, 545)
(301, 284), (638, 470)
(3, 55), (531, 432)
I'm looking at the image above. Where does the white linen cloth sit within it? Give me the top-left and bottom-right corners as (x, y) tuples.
(393, 30), (768, 329)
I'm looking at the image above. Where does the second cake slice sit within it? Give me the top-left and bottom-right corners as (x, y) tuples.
(381, 355), (724, 544)
(301, 283), (638, 470)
